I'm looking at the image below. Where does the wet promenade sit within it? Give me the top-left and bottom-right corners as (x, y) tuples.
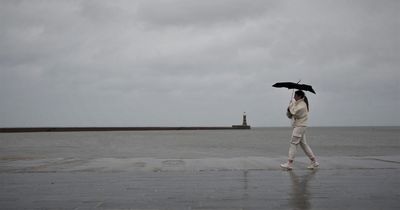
(1, 156), (399, 210)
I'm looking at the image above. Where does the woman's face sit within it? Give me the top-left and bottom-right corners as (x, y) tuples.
(294, 94), (302, 101)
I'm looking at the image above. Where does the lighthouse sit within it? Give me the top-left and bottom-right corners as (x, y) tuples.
(232, 112), (251, 129)
(242, 112), (248, 126)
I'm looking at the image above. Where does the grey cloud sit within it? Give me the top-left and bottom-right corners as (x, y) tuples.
(135, 0), (278, 26)
(0, 0), (399, 127)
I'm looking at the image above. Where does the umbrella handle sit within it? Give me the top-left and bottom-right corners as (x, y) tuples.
(289, 79), (301, 103)
(289, 89), (294, 105)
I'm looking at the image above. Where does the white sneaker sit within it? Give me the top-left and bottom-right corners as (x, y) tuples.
(280, 162), (293, 170)
(307, 161), (319, 170)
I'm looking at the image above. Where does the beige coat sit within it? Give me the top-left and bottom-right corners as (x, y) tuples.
(286, 98), (308, 127)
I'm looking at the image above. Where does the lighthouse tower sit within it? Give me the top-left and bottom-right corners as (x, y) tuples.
(232, 112), (251, 129)
(242, 112), (248, 126)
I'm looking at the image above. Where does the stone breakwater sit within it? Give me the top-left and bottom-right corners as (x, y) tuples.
(0, 126), (250, 133)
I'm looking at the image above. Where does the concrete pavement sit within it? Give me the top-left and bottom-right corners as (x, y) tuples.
(1, 157), (400, 210)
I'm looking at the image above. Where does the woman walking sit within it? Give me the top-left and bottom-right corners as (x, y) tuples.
(280, 90), (319, 170)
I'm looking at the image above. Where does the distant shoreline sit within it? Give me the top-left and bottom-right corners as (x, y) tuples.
(0, 126), (251, 133)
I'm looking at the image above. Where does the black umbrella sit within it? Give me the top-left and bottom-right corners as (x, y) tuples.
(272, 82), (316, 94)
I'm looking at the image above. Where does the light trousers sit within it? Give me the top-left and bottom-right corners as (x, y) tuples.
(288, 127), (316, 161)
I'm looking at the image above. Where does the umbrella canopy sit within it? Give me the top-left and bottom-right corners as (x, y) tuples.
(272, 82), (316, 94)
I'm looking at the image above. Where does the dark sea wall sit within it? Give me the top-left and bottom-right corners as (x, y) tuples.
(0, 126), (250, 133)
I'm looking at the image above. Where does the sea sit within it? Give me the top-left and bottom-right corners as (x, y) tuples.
(1, 126), (399, 161)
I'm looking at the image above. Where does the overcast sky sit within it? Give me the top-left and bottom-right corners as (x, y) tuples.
(0, 0), (399, 127)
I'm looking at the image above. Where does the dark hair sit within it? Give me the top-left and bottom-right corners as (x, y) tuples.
(295, 90), (309, 111)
